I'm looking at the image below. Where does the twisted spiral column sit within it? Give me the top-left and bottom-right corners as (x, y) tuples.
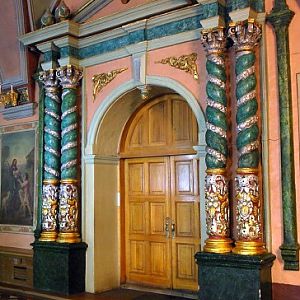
(56, 65), (83, 243)
(39, 69), (61, 242)
(201, 27), (232, 253)
(228, 19), (266, 255)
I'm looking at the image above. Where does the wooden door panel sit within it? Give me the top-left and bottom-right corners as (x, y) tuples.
(149, 162), (167, 195)
(148, 101), (168, 146)
(176, 202), (195, 237)
(176, 244), (196, 280)
(125, 158), (171, 288)
(130, 203), (146, 234)
(129, 241), (146, 274)
(128, 163), (145, 195)
(150, 242), (168, 276)
(171, 155), (200, 291)
(174, 160), (195, 196)
(150, 202), (166, 235)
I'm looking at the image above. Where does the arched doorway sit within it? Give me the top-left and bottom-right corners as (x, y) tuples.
(84, 77), (206, 293)
(120, 94), (200, 291)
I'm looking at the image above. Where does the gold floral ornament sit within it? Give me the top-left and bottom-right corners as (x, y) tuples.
(92, 68), (128, 101)
(155, 53), (199, 80)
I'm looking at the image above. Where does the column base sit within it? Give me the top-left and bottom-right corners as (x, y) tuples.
(195, 252), (276, 300)
(204, 238), (233, 253)
(32, 241), (88, 295)
(39, 231), (57, 242)
(233, 240), (267, 255)
(56, 232), (81, 243)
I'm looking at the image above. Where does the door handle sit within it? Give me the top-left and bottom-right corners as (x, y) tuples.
(171, 222), (176, 239)
(165, 217), (171, 238)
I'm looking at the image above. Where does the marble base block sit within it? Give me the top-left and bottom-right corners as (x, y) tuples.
(195, 252), (276, 300)
(32, 241), (88, 295)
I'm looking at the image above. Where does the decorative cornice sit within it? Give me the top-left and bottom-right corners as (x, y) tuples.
(92, 68), (128, 100)
(201, 27), (226, 55)
(267, 3), (294, 28)
(155, 53), (199, 80)
(57, 65), (83, 89)
(228, 19), (262, 52)
(39, 69), (59, 92)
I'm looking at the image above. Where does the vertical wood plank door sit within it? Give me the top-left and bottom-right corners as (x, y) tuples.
(125, 155), (200, 291)
(170, 155), (200, 291)
(125, 157), (172, 288)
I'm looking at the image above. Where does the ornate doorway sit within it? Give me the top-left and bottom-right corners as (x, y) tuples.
(120, 94), (200, 291)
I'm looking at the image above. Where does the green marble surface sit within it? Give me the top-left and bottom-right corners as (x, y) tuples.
(195, 252), (275, 300)
(205, 54), (228, 170)
(32, 241), (87, 295)
(235, 52), (259, 169)
(267, 2), (299, 271)
(61, 88), (77, 180)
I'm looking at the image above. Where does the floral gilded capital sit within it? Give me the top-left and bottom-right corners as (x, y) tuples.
(39, 69), (59, 92)
(57, 65), (83, 89)
(200, 27), (227, 55)
(228, 19), (262, 52)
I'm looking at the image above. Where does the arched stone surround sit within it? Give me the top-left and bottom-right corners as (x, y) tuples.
(83, 76), (206, 292)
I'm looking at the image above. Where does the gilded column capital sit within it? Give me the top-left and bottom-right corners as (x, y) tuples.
(201, 27), (226, 55)
(39, 69), (59, 92)
(228, 19), (262, 52)
(57, 65), (83, 89)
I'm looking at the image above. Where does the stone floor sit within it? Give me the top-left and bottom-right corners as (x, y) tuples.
(0, 287), (196, 300)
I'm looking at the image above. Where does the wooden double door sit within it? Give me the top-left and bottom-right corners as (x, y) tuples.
(125, 155), (200, 291)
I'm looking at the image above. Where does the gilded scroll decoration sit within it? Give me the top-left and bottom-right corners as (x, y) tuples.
(201, 27), (232, 254)
(156, 53), (199, 80)
(205, 171), (229, 238)
(92, 68), (127, 100)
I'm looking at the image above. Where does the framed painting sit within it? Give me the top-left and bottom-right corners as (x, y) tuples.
(0, 123), (38, 233)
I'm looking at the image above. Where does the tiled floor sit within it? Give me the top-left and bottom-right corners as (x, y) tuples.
(0, 288), (196, 300)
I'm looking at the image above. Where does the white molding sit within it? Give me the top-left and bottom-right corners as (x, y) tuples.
(148, 29), (200, 52)
(80, 48), (129, 67)
(19, 21), (80, 46)
(86, 76), (206, 153)
(229, 7), (258, 23)
(73, 0), (113, 23)
(146, 4), (202, 29)
(200, 15), (225, 29)
(79, 0), (189, 37)
(83, 154), (120, 165)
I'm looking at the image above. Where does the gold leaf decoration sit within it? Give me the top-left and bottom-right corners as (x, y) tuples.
(156, 53), (199, 80)
(92, 68), (128, 101)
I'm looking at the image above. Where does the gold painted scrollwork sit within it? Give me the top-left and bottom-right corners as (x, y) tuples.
(155, 53), (199, 80)
(92, 68), (128, 101)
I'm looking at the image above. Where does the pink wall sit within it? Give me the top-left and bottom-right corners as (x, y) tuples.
(87, 0), (153, 22)
(86, 41), (207, 131)
(265, 0), (300, 285)
(0, 1), (21, 81)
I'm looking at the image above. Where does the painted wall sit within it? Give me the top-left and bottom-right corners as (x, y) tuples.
(265, 0), (300, 286)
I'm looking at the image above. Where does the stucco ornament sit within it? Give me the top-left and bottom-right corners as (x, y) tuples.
(236, 172), (261, 240)
(39, 69), (61, 242)
(205, 172), (229, 237)
(201, 27), (232, 254)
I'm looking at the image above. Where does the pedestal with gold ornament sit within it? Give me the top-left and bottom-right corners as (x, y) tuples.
(200, 27), (232, 253)
(56, 65), (82, 244)
(33, 66), (87, 295)
(228, 19), (266, 255)
(39, 69), (60, 242)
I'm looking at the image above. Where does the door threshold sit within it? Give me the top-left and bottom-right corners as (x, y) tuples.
(121, 284), (198, 299)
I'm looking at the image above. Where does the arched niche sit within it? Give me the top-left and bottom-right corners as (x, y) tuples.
(83, 76), (206, 293)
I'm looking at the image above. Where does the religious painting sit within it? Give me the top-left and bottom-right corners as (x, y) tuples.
(0, 126), (37, 231)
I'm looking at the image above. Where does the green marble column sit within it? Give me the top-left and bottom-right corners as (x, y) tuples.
(267, 1), (299, 270)
(228, 19), (266, 255)
(56, 65), (83, 243)
(201, 27), (232, 253)
(39, 70), (61, 242)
